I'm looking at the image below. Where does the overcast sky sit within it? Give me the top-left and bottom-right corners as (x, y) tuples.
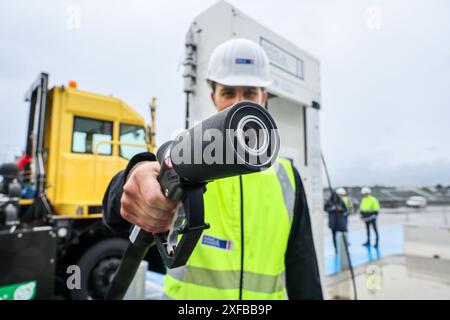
(1, 0), (449, 187)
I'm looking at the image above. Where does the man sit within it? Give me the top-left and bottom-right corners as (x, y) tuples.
(359, 187), (380, 247)
(102, 38), (322, 300)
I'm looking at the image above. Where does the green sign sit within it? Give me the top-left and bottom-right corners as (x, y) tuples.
(0, 281), (37, 300)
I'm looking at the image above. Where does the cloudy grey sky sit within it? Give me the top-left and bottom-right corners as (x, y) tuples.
(1, 0), (449, 186)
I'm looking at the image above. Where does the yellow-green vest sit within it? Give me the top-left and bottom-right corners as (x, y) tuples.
(359, 195), (380, 212)
(164, 158), (296, 300)
(342, 196), (352, 214)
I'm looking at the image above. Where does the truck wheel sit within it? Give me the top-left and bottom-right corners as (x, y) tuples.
(70, 238), (128, 300)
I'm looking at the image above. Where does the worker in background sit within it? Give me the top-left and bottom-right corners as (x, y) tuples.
(336, 187), (353, 215)
(17, 153), (31, 181)
(16, 153), (34, 198)
(359, 187), (380, 247)
(324, 191), (348, 253)
(102, 38), (323, 300)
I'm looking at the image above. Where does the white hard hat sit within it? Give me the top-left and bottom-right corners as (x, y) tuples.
(361, 187), (372, 195)
(336, 188), (347, 196)
(206, 38), (272, 87)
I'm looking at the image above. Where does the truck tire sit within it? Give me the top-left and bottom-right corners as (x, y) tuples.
(70, 238), (128, 300)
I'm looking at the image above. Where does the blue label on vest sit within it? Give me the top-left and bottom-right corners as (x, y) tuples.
(201, 235), (233, 251)
(235, 58), (254, 65)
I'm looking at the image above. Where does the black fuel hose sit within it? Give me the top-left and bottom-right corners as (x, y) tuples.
(105, 229), (154, 300)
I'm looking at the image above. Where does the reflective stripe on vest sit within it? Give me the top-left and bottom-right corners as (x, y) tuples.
(164, 158), (296, 300)
(275, 162), (295, 222)
(168, 265), (284, 293)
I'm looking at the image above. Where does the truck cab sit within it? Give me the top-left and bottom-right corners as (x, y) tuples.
(0, 73), (156, 300)
(28, 76), (149, 217)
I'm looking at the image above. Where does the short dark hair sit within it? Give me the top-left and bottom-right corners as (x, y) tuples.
(207, 80), (217, 93)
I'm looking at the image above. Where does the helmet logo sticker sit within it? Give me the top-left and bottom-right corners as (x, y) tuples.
(235, 58), (254, 65)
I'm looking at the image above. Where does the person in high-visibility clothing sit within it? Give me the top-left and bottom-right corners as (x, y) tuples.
(359, 187), (380, 247)
(102, 38), (323, 299)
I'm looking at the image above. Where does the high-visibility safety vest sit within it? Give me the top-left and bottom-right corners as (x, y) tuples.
(164, 158), (296, 300)
(359, 195), (380, 212)
(342, 196), (352, 214)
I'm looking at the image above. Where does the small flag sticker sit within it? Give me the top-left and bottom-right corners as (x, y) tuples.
(201, 235), (233, 251)
(235, 58), (254, 65)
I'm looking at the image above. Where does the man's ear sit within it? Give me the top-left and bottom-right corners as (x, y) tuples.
(261, 90), (268, 108)
(262, 90), (268, 102)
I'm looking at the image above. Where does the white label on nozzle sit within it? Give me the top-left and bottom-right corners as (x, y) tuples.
(164, 147), (173, 169)
(129, 225), (141, 243)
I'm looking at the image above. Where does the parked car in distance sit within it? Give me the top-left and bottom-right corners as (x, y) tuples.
(406, 196), (428, 208)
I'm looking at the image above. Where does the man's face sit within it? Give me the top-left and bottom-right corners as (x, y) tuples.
(211, 83), (268, 112)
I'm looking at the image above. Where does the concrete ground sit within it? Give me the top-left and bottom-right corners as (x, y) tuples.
(324, 206), (450, 300)
(323, 205), (450, 275)
(326, 254), (450, 300)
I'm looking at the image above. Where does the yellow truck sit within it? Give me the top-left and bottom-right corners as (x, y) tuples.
(0, 73), (160, 300)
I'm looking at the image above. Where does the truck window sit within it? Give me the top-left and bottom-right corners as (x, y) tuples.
(72, 117), (113, 155)
(119, 124), (147, 160)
